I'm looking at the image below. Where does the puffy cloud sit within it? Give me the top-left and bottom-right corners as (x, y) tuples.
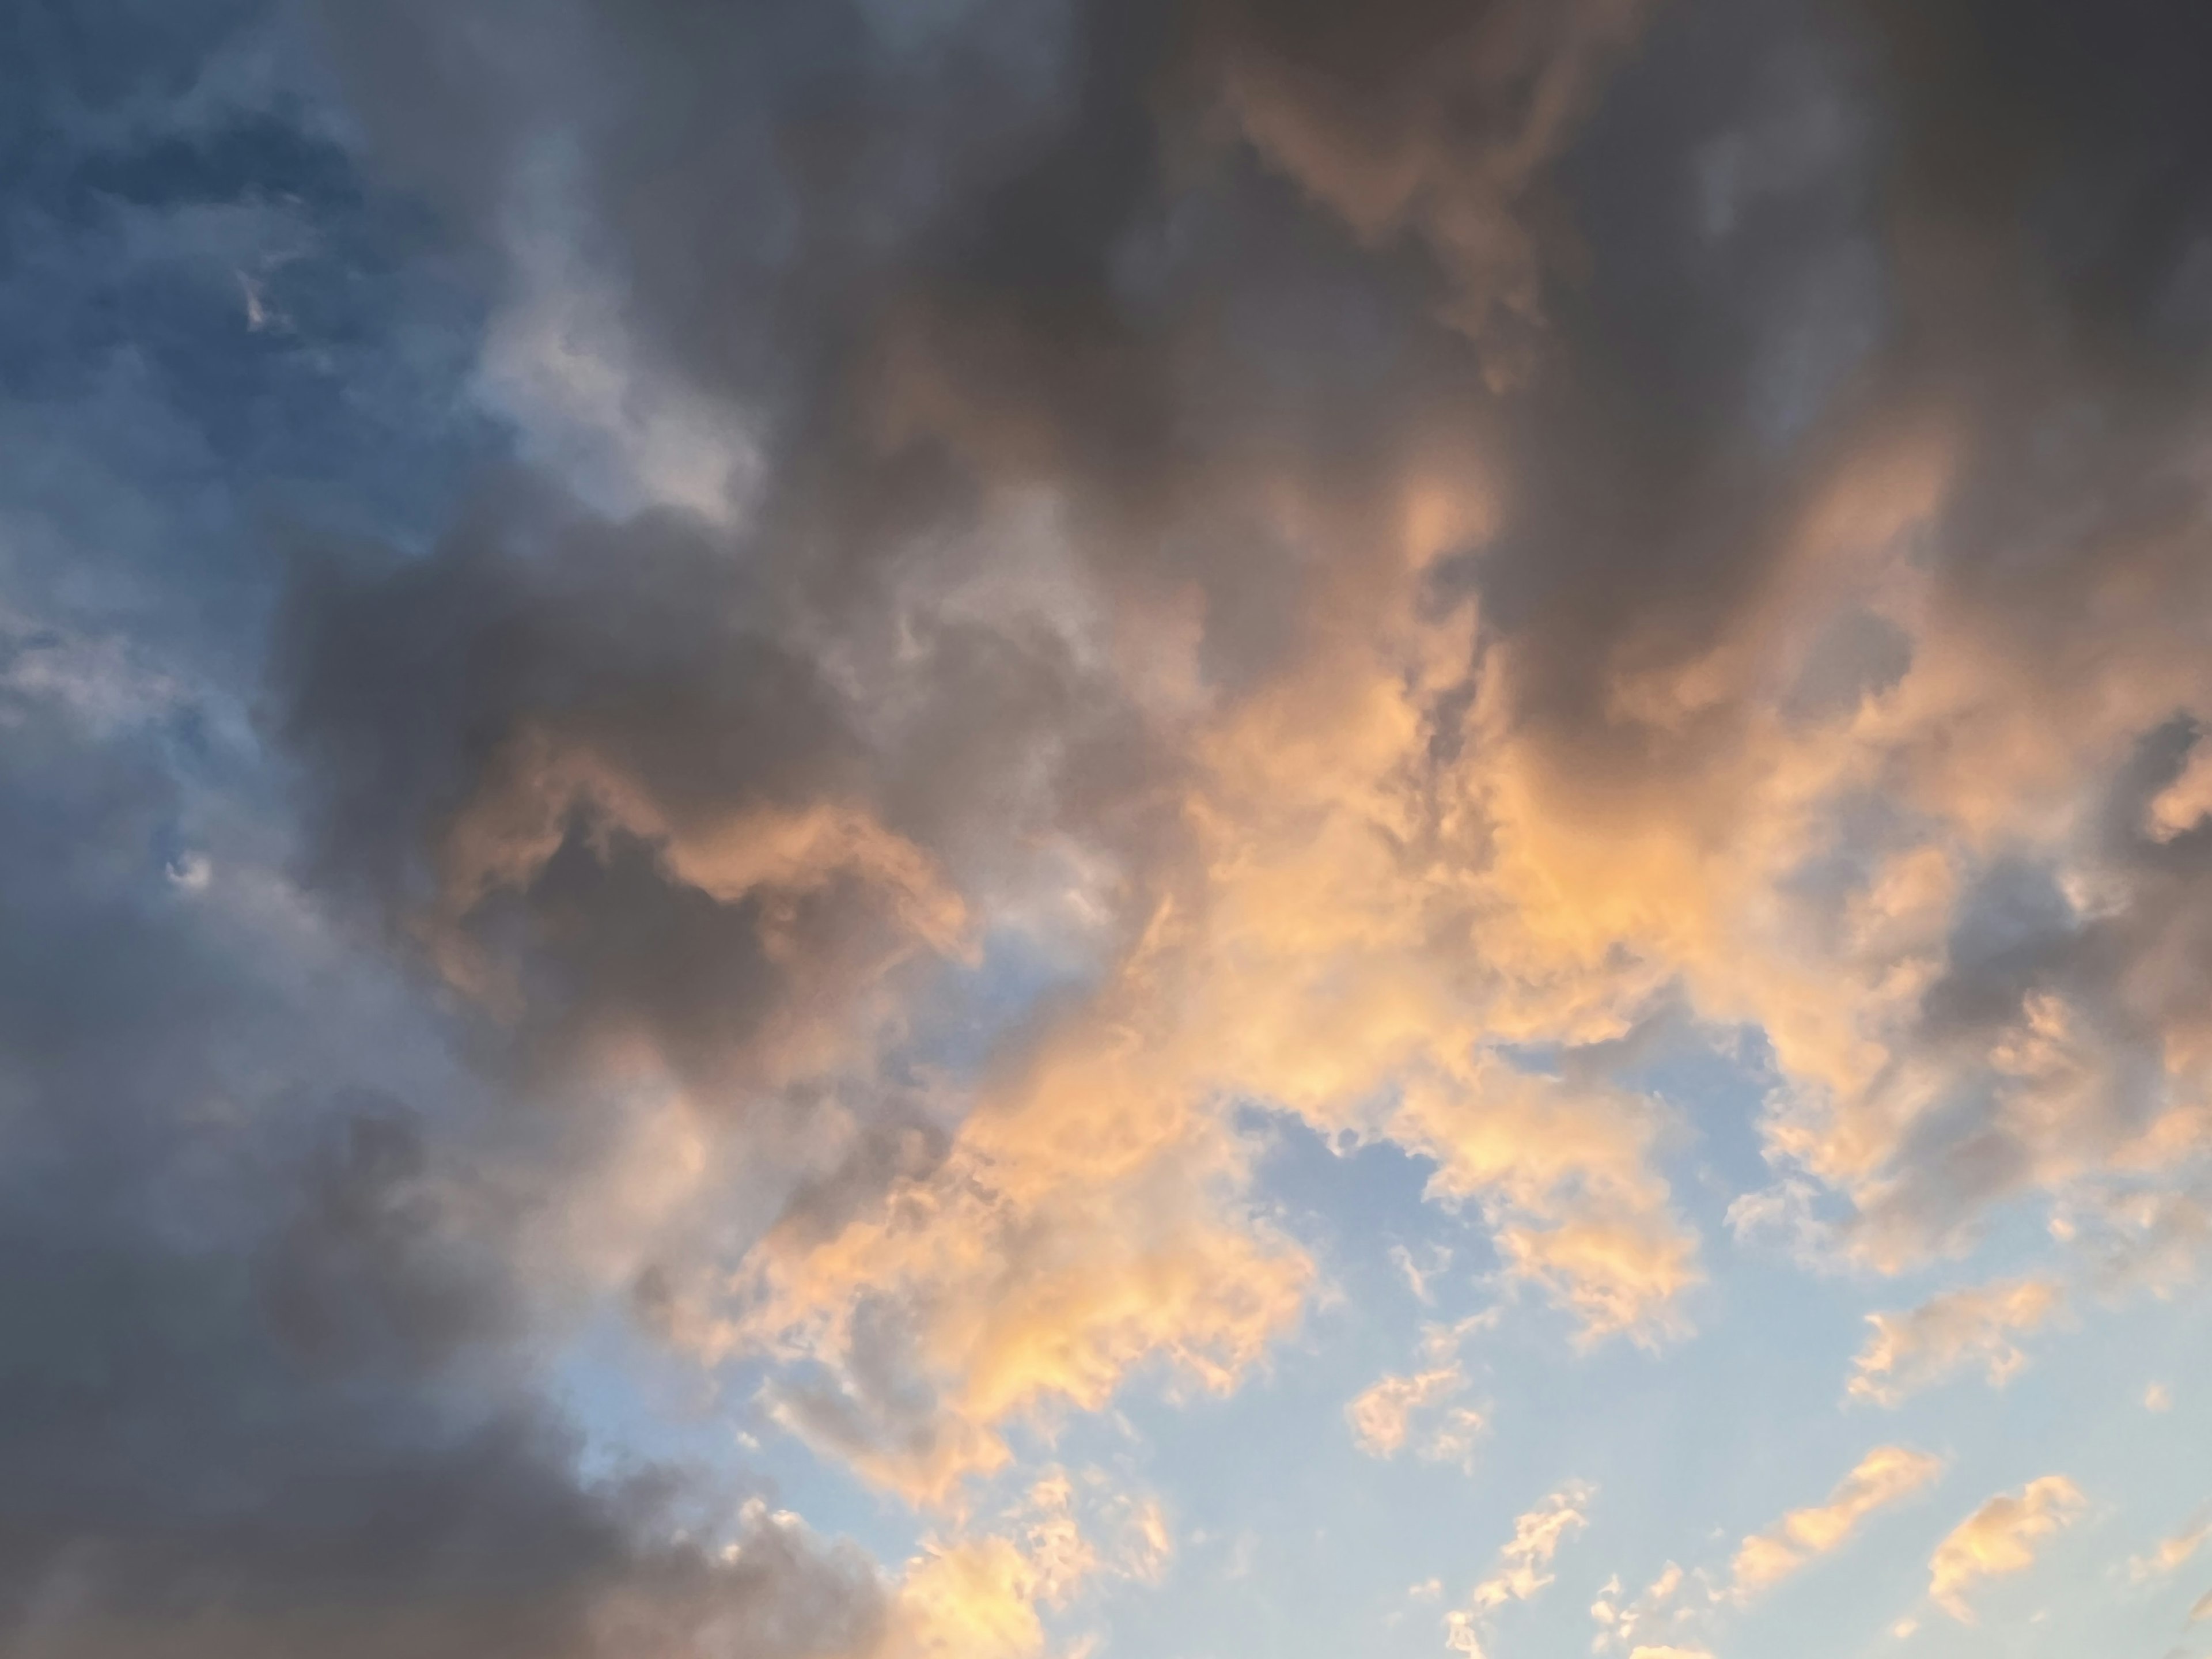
(163, 5), (2212, 1361)
(892, 1538), (1050, 1659)
(1731, 1446), (1945, 1598)
(1845, 1279), (2063, 1407)
(887, 1468), (1171, 1659)
(729, 1031), (1317, 1502)
(1929, 1477), (2088, 1622)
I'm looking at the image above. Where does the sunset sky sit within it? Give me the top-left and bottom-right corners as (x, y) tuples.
(10, 3), (2212, 1657)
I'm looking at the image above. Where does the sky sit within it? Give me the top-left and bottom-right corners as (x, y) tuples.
(7, 2), (2212, 1657)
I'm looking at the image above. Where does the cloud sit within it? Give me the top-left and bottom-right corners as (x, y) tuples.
(0, 877), (892, 1659)
(1731, 1446), (1946, 1599)
(2127, 1512), (2210, 1584)
(1347, 1319), (1494, 1464)
(892, 1537), (1050, 1659)
(272, 20), (1703, 1499)
(730, 1023), (1317, 1502)
(1391, 1243), (1452, 1304)
(1845, 1279), (2063, 1407)
(180, 0), (2212, 1365)
(24, 0), (2212, 1651)
(1446, 1482), (1594, 1655)
(887, 1468), (1172, 1659)
(1592, 1562), (1709, 1654)
(1929, 1477), (2088, 1622)
(1192, 0), (1658, 381)
(1347, 1365), (1477, 1459)
(1596, 1447), (1941, 1648)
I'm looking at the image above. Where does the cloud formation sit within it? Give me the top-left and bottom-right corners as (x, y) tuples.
(17, 0), (2212, 1653)
(264, 0), (2212, 1525)
(1845, 1278), (2063, 1406)
(1592, 1562), (1704, 1655)
(1347, 1317), (1494, 1465)
(1732, 1445), (1947, 1598)
(1929, 1476), (2088, 1622)
(2127, 1512), (2210, 1585)
(1446, 1483), (1593, 1656)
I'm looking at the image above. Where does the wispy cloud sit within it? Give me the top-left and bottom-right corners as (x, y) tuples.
(1733, 1446), (1946, 1599)
(1446, 1483), (1594, 1656)
(2127, 1512), (2210, 1585)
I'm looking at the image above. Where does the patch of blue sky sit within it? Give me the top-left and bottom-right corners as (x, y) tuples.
(1065, 1028), (2156, 1659)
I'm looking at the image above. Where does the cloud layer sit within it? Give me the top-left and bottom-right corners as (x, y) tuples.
(12, 0), (2212, 1654)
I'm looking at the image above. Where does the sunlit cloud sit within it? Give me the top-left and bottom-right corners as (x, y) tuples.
(1592, 1562), (1709, 1655)
(1446, 1483), (1594, 1656)
(1929, 1478), (2089, 1622)
(16, 2), (2212, 1656)
(1732, 1446), (1946, 1599)
(2126, 1512), (2210, 1585)
(1846, 1280), (2063, 1407)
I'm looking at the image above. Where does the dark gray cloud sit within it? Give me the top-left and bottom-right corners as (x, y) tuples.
(0, 7), (888, 1653)
(0, 675), (887, 1656)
